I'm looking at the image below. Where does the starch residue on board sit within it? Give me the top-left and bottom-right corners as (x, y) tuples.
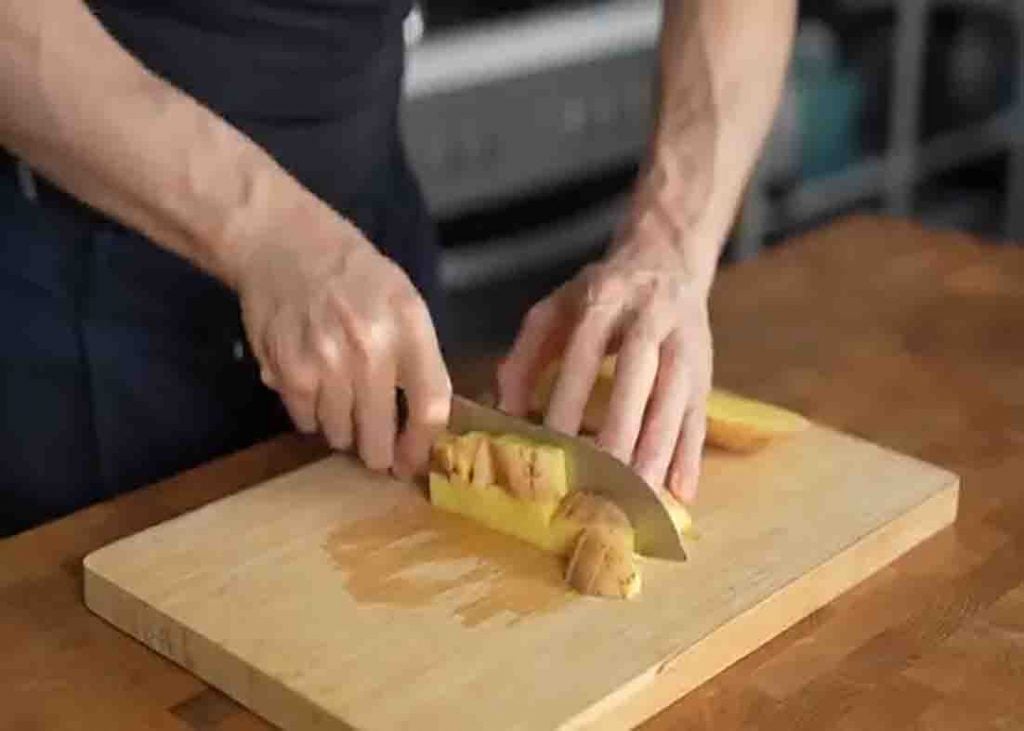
(323, 501), (572, 627)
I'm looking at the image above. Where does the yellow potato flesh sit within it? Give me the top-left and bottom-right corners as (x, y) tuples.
(490, 434), (569, 502)
(429, 473), (564, 553)
(532, 355), (808, 452)
(565, 526), (641, 599)
(706, 389), (809, 452)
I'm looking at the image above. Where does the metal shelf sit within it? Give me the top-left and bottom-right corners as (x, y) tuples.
(838, 0), (1018, 13)
(742, 0), (1024, 252)
(779, 111), (1015, 224)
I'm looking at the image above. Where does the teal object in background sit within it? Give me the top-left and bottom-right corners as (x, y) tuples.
(790, 20), (865, 181)
(797, 68), (864, 180)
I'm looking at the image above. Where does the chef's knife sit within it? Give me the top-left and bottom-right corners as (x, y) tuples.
(448, 395), (687, 561)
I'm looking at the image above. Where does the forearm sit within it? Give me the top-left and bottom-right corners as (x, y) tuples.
(624, 0), (797, 293)
(0, 0), (324, 288)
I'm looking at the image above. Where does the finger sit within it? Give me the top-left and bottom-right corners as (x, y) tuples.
(352, 326), (397, 472)
(596, 308), (664, 464)
(269, 310), (320, 434)
(309, 289), (346, 371)
(394, 303), (451, 480)
(317, 346), (355, 451)
(497, 297), (567, 417)
(309, 298), (354, 449)
(241, 296), (273, 382)
(259, 311), (281, 389)
(632, 335), (690, 488)
(668, 405), (707, 503)
(544, 293), (624, 435)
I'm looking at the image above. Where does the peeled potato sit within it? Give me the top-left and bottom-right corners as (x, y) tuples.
(553, 491), (632, 533)
(565, 526), (641, 599)
(448, 432), (483, 483)
(531, 355), (808, 453)
(550, 491), (633, 552)
(705, 389), (809, 452)
(430, 433), (458, 476)
(429, 432), (644, 599)
(429, 432), (588, 555)
(429, 472), (563, 553)
(490, 435), (569, 502)
(470, 436), (496, 486)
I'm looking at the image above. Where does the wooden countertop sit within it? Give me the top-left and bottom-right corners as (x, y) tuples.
(4, 215), (1023, 730)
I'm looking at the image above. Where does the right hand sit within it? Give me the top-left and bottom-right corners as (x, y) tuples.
(233, 200), (451, 479)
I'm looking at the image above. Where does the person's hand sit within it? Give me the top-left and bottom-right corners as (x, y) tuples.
(233, 200), (451, 479)
(497, 237), (712, 503)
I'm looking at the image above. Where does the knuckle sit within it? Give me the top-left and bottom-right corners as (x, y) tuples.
(394, 290), (430, 329)
(281, 366), (317, 398)
(312, 332), (342, 368)
(348, 318), (391, 361)
(586, 272), (626, 307)
(414, 391), (451, 427)
(408, 371), (452, 423)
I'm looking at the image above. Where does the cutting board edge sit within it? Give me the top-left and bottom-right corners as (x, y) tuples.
(83, 566), (354, 731)
(78, 431), (963, 731)
(561, 473), (960, 731)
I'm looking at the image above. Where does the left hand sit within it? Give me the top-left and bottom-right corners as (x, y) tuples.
(496, 226), (713, 503)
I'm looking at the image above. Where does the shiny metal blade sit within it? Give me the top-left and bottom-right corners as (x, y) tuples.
(449, 395), (687, 561)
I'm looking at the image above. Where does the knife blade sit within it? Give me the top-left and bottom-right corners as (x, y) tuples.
(448, 395), (687, 561)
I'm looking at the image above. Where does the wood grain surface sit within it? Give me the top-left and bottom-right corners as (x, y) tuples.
(81, 423), (956, 730)
(3, 216), (1023, 730)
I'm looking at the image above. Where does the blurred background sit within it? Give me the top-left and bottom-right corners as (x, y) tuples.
(399, 0), (1023, 355)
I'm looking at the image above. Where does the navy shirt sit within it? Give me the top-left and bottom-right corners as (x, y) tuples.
(89, 0), (436, 294)
(0, 1), (437, 534)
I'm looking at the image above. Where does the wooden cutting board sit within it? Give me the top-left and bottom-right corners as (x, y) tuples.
(84, 424), (958, 730)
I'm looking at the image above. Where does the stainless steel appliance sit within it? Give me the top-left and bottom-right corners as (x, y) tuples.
(401, 0), (662, 349)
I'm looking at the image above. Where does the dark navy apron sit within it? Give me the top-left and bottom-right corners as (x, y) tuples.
(0, 0), (438, 535)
